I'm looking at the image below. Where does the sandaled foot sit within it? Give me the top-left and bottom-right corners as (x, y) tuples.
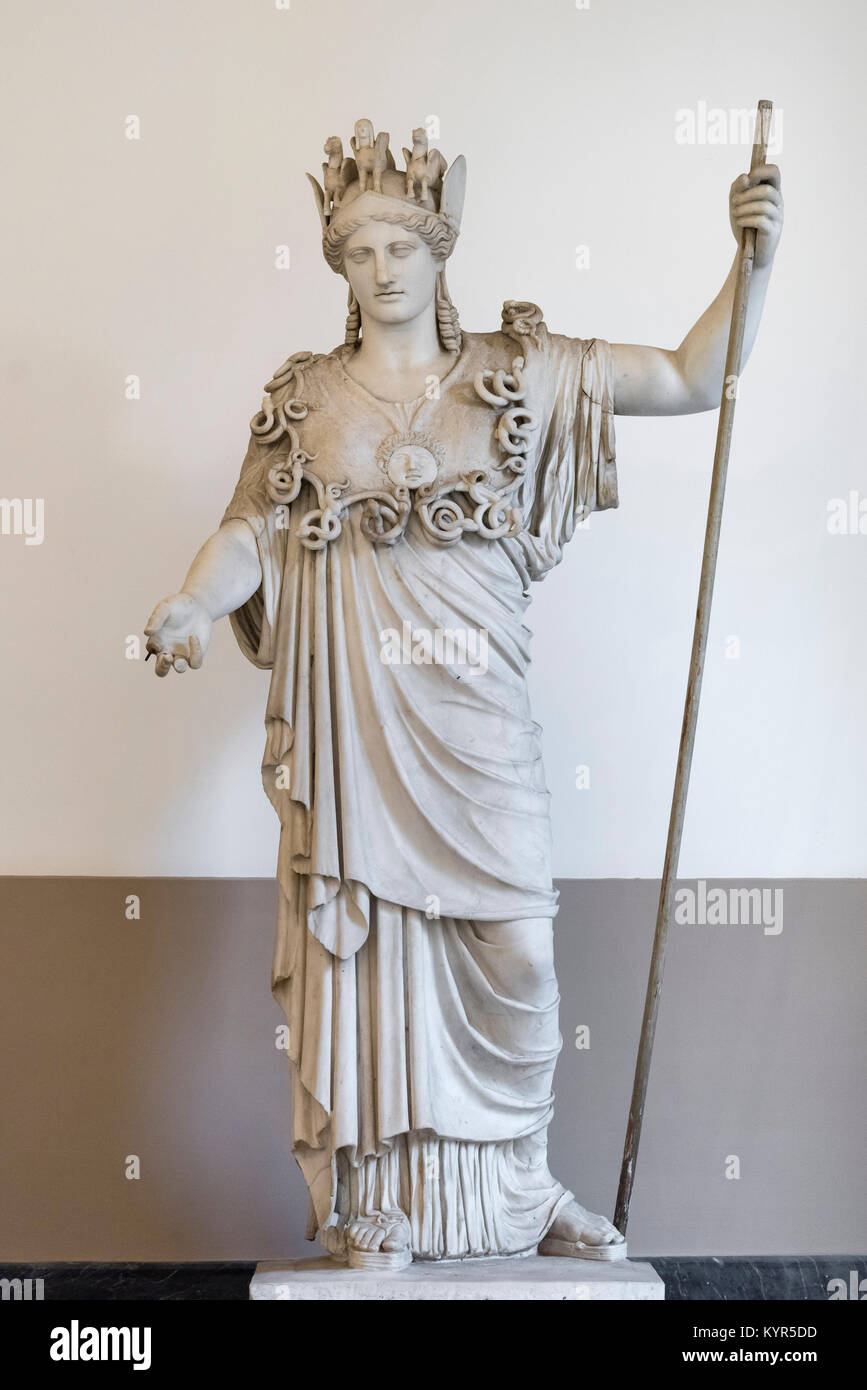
(346, 1211), (412, 1270)
(317, 1220), (348, 1264)
(539, 1198), (627, 1262)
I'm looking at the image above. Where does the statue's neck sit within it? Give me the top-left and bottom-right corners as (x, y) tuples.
(343, 305), (456, 402)
(353, 304), (443, 372)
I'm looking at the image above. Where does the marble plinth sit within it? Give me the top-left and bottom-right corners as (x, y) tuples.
(250, 1255), (664, 1301)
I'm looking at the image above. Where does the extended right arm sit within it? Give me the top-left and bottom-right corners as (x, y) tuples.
(144, 519), (262, 677)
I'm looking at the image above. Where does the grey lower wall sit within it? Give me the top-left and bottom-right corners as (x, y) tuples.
(1, 877), (864, 1260)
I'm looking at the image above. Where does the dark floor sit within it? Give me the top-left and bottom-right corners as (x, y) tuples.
(2, 1257), (865, 1301)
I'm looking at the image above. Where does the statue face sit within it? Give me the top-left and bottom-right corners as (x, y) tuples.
(343, 220), (441, 328)
(385, 443), (439, 489)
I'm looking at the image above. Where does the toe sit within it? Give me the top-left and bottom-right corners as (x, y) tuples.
(382, 1222), (409, 1253)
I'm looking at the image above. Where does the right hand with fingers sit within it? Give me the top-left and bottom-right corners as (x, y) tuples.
(144, 592), (213, 677)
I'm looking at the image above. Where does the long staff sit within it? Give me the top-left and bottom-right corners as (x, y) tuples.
(613, 100), (774, 1236)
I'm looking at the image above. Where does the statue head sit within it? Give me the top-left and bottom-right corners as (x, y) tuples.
(307, 120), (466, 352)
(341, 218), (446, 340)
(353, 117), (375, 149)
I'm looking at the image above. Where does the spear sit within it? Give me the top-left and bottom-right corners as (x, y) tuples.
(613, 100), (775, 1237)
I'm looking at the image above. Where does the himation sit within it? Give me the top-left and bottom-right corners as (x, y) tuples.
(379, 620), (489, 675)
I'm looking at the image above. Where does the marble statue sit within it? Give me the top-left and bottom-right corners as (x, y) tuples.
(145, 119), (782, 1271)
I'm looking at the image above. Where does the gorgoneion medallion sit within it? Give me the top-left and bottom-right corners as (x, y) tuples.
(376, 431), (444, 490)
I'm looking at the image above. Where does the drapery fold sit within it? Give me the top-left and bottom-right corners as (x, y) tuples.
(218, 318), (619, 1250)
(233, 501), (562, 960)
(275, 897), (568, 1241)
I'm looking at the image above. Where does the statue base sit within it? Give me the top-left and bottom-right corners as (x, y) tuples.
(249, 1255), (664, 1301)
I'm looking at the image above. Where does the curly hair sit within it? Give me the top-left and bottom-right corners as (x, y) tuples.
(323, 207), (459, 274)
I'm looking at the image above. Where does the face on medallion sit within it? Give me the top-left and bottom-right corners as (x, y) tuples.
(343, 221), (442, 326)
(385, 444), (439, 489)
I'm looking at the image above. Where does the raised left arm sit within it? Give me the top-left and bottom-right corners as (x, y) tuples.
(611, 164), (783, 416)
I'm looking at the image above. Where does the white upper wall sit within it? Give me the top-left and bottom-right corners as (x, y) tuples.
(1, 0), (864, 876)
